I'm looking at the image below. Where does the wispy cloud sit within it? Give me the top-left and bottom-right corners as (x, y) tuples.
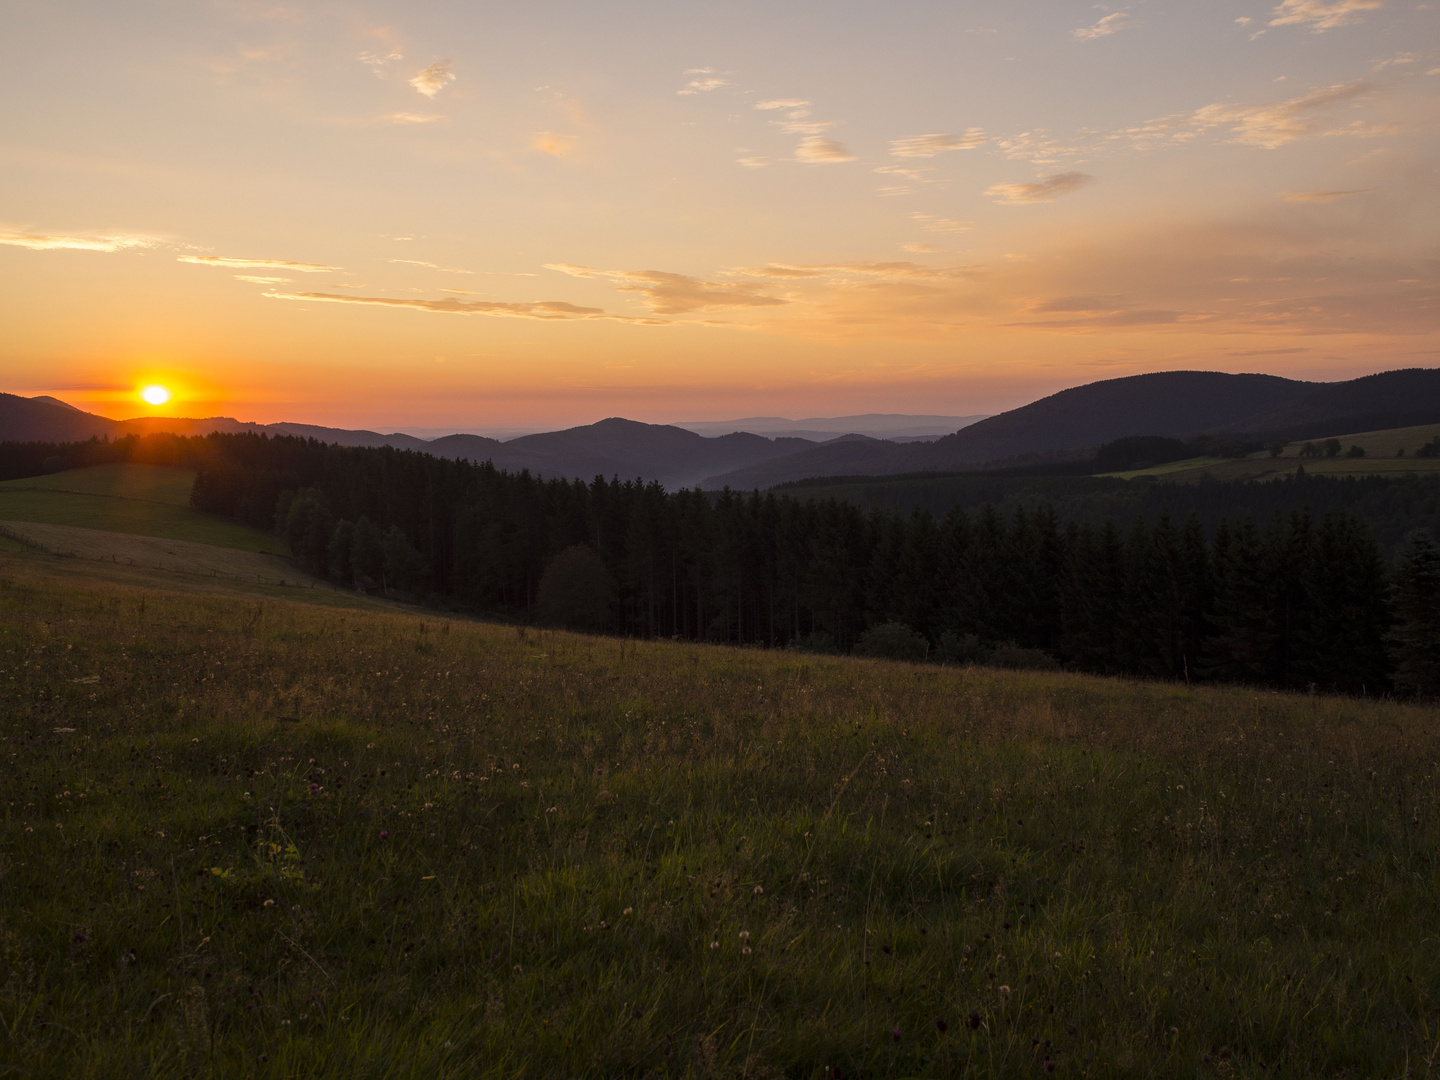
(731, 261), (979, 282)
(910, 213), (973, 233)
(0, 231), (154, 252)
(382, 112), (444, 125)
(1189, 80), (1377, 148)
(1267, 0), (1386, 31)
(794, 136), (854, 163)
(890, 130), (988, 158)
(234, 274), (290, 284)
(409, 60), (454, 98)
(264, 290), (661, 322)
(986, 172), (1095, 203)
(1120, 81), (1381, 149)
(1280, 188), (1371, 202)
(178, 255), (339, 272)
(546, 264), (788, 315)
(358, 49), (403, 72)
(1073, 12), (1129, 40)
(678, 70), (729, 95)
(388, 258), (473, 274)
(755, 99), (810, 111)
(874, 164), (937, 195)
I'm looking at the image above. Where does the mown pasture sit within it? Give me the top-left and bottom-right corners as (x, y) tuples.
(0, 464), (285, 554)
(1, 546), (1438, 1078)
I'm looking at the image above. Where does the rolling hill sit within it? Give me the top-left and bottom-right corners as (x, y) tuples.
(701, 368), (1440, 489)
(0, 398), (818, 489)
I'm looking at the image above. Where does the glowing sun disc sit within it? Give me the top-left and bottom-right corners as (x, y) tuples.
(139, 385), (171, 406)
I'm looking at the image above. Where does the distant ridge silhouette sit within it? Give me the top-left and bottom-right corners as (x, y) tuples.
(4, 367), (1439, 490)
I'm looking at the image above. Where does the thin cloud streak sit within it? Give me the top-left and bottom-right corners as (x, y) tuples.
(890, 130), (987, 157)
(546, 264), (788, 315)
(0, 232), (154, 252)
(986, 172), (1095, 203)
(263, 290), (665, 323)
(1267, 0), (1386, 31)
(179, 255), (339, 272)
(794, 136), (854, 163)
(1281, 188), (1372, 202)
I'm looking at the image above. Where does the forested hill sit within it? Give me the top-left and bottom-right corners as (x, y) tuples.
(703, 368), (1440, 488)
(4, 431), (1437, 698)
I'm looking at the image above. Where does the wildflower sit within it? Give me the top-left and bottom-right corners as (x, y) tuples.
(1043, 1060), (1056, 1073)
(710, 941), (719, 950)
(998, 985), (1011, 996)
(739, 931), (750, 941)
(263, 899), (275, 907)
(891, 1026), (902, 1042)
(753, 885), (764, 896)
(967, 1012), (981, 1030)
(379, 830), (389, 840)
(935, 1018), (947, 1033)
(742, 947), (752, 955)
(623, 907), (633, 916)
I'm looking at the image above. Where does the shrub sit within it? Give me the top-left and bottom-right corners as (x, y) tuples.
(787, 632), (839, 655)
(935, 631), (987, 665)
(986, 643), (1060, 671)
(536, 545), (618, 632)
(853, 622), (929, 662)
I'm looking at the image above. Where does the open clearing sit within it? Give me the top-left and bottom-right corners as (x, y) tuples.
(0, 463), (286, 553)
(2, 548), (1438, 1078)
(0, 520), (307, 587)
(1110, 422), (1440, 483)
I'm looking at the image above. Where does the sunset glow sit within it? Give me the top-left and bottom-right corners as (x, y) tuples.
(1, 1), (1436, 430)
(139, 385), (172, 407)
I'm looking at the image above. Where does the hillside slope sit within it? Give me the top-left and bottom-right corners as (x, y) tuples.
(703, 368), (1440, 489)
(703, 371), (1311, 488)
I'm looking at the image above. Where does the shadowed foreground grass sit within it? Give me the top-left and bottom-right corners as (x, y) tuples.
(2, 552), (1439, 1078)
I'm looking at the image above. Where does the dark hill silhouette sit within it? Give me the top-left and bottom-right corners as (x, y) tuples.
(0, 398), (815, 489)
(1208, 368), (1440, 443)
(0, 393), (121, 443)
(9, 367), (1440, 492)
(701, 368), (1440, 489)
(470, 418), (817, 489)
(702, 371), (1313, 488)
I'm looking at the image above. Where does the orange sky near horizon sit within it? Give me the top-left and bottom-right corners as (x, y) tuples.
(2, 0), (1436, 433)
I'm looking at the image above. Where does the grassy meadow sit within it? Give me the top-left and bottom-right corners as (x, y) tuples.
(0, 464), (286, 554)
(2, 545), (1439, 1078)
(1109, 422), (1440, 483)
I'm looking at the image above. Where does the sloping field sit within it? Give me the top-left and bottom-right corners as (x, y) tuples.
(0, 520), (300, 586)
(0, 463), (285, 553)
(1114, 422), (1440, 482)
(1, 552), (1437, 1078)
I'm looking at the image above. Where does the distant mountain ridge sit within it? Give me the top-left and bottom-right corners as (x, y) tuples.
(699, 368), (1440, 489)
(5, 366), (1439, 492)
(675, 413), (988, 442)
(0, 397), (822, 489)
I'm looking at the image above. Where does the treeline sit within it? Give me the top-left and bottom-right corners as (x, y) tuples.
(778, 470), (1440, 558)
(4, 433), (1438, 696)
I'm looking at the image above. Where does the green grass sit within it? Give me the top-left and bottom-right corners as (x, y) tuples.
(2, 551), (1439, 1078)
(1113, 423), (1440, 483)
(0, 464), (285, 554)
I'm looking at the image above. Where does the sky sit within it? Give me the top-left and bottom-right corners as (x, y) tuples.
(1, 0), (1437, 432)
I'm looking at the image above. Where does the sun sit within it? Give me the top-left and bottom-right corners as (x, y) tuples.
(139, 384), (171, 406)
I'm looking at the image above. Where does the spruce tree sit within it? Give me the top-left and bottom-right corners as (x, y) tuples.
(1389, 531), (1440, 698)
